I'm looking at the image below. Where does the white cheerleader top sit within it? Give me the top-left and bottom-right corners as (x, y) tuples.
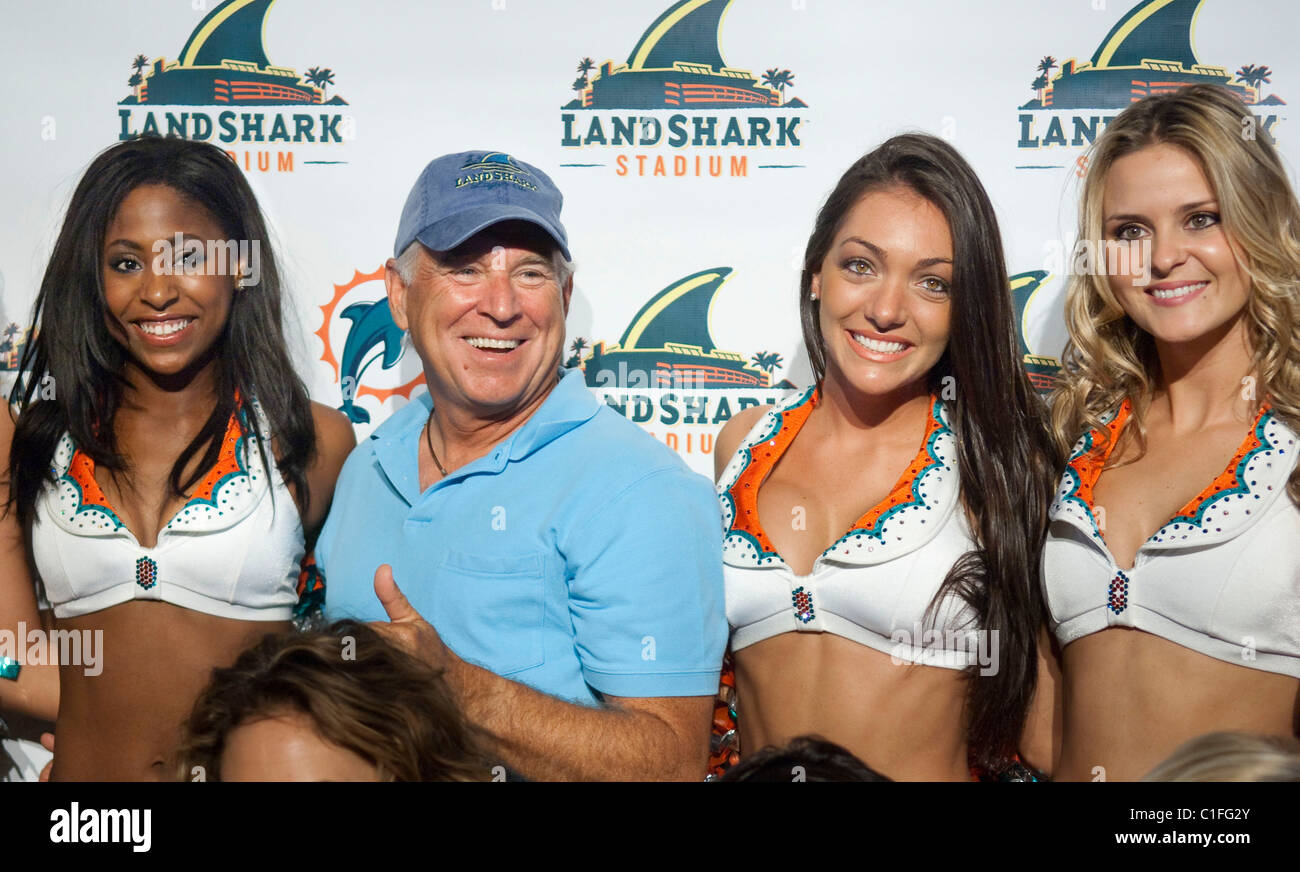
(1043, 398), (1300, 678)
(31, 403), (308, 621)
(717, 387), (983, 669)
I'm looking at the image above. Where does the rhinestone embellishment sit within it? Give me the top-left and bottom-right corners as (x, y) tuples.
(792, 586), (815, 624)
(135, 555), (158, 590)
(1107, 570), (1129, 614)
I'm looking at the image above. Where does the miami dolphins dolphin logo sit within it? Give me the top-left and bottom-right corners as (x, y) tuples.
(335, 300), (406, 423)
(315, 267), (425, 424)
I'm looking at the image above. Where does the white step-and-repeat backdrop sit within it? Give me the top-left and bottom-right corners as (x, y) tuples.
(1, 0), (1293, 476)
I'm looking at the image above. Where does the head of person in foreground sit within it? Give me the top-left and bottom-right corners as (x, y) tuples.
(176, 620), (494, 781)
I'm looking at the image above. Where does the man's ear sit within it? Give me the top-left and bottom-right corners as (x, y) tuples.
(384, 258), (410, 331)
(561, 274), (573, 316)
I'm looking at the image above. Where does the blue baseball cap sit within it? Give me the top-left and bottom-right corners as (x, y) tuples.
(393, 150), (570, 260)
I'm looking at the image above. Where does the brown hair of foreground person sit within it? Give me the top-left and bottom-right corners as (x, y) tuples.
(175, 619), (493, 781)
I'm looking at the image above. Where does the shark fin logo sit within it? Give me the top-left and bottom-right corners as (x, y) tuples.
(121, 0), (346, 106)
(316, 268), (423, 424)
(579, 267), (792, 390)
(1011, 270), (1061, 392)
(564, 0), (801, 110)
(1017, 0), (1283, 153)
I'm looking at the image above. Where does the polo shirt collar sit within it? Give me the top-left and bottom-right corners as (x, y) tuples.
(369, 391), (430, 506)
(367, 367), (600, 505)
(505, 367), (602, 461)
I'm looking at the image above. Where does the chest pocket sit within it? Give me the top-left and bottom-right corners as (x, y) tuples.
(432, 549), (546, 675)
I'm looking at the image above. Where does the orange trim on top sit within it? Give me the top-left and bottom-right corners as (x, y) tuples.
(857, 408), (944, 533)
(1066, 398), (1132, 508)
(727, 391), (944, 552)
(1067, 397), (1273, 519)
(65, 449), (116, 517)
(186, 412), (244, 503)
(1172, 401), (1271, 520)
(68, 407), (244, 518)
(726, 391), (817, 554)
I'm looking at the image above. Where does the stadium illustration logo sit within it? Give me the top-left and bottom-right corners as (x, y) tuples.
(1010, 270), (1061, 392)
(577, 267), (794, 391)
(316, 268), (423, 425)
(116, 0), (350, 171)
(1017, 0), (1284, 152)
(0, 324), (33, 372)
(563, 0), (803, 110)
(559, 0), (806, 178)
(455, 152), (541, 192)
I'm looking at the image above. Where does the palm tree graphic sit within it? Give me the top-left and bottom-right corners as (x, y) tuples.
(305, 67), (336, 102)
(577, 57), (595, 83)
(1032, 73), (1049, 103)
(762, 69), (795, 105)
(1035, 56), (1057, 103)
(565, 337), (589, 368)
(749, 351), (784, 385)
(1236, 64), (1271, 102)
(129, 54), (149, 100)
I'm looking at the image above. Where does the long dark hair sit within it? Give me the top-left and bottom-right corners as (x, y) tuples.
(7, 136), (314, 528)
(799, 133), (1062, 771)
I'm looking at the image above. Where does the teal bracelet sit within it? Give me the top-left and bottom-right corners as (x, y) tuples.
(0, 656), (20, 681)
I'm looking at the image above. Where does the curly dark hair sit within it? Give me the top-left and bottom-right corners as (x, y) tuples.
(175, 621), (494, 782)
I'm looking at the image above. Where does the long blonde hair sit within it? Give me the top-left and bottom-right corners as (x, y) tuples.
(1051, 85), (1300, 499)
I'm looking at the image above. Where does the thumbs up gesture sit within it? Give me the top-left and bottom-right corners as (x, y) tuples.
(369, 564), (451, 671)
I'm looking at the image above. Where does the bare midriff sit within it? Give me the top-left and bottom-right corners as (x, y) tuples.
(735, 631), (971, 781)
(1055, 629), (1299, 782)
(50, 601), (289, 781)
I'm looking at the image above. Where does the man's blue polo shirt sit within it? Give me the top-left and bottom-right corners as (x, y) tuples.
(317, 368), (727, 705)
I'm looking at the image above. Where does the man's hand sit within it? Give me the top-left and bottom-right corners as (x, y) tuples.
(369, 564), (452, 671)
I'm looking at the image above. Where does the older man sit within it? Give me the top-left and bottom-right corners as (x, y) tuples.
(316, 151), (726, 781)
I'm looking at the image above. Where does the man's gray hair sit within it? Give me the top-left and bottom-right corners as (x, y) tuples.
(395, 240), (573, 288)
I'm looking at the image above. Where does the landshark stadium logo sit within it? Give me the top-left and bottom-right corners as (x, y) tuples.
(575, 266), (795, 458)
(316, 268), (423, 425)
(1016, 0), (1284, 166)
(560, 0), (807, 179)
(455, 153), (541, 192)
(116, 0), (351, 174)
